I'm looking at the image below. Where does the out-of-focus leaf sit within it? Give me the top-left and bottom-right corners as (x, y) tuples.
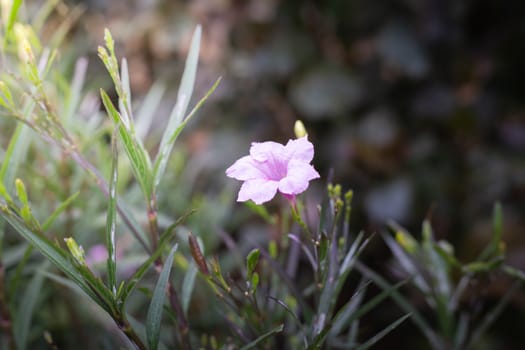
(13, 262), (49, 350)
(182, 262), (198, 315)
(153, 76), (220, 191)
(355, 313), (411, 350)
(0, 210), (113, 314)
(136, 82), (165, 141)
(5, 0), (23, 38)
(146, 243), (178, 350)
(467, 281), (520, 349)
(119, 229), (178, 302)
(246, 248), (260, 278)
(41, 191), (79, 231)
(239, 324), (284, 350)
(356, 261), (441, 347)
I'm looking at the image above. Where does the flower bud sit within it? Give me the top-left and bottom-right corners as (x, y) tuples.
(294, 120), (307, 138)
(64, 237), (86, 265)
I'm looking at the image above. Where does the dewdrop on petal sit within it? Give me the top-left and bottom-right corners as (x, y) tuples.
(294, 120), (308, 138)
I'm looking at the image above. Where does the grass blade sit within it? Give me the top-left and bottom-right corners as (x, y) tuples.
(182, 262), (198, 315)
(41, 191), (80, 231)
(467, 280), (520, 349)
(355, 261), (441, 348)
(136, 82), (165, 141)
(13, 263), (49, 350)
(106, 129), (119, 295)
(153, 77), (220, 191)
(5, 0), (23, 38)
(240, 324), (284, 350)
(0, 210), (112, 313)
(355, 313), (411, 350)
(158, 26), (201, 152)
(146, 243), (178, 350)
(100, 89), (152, 199)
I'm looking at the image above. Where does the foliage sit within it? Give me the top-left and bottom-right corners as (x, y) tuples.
(0, 2), (523, 350)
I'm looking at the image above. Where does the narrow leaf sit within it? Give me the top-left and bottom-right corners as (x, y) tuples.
(136, 82), (165, 141)
(146, 243), (178, 350)
(246, 248), (260, 278)
(106, 128), (119, 295)
(42, 191), (80, 231)
(356, 261), (441, 347)
(182, 262), (198, 315)
(14, 263), (48, 350)
(355, 313), (411, 350)
(6, 0), (23, 35)
(119, 228), (179, 302)
(239, 324), (284, 350)
(100, 89), (152, 199)
(0, 210), (113, 313)
(153, 77), (220, 191)
(158, 26), (201, 152)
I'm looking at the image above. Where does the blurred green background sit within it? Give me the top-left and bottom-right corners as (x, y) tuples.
(23, 0), (525, 348)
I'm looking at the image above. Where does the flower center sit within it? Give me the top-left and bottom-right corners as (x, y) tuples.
(260, 155), (287, 181)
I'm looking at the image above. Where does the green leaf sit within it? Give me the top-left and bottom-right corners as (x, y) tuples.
(118, 228), (178, 302)
(5, 0), (23, 37)
(13, 263), (49, 350)
(332, 280), (406, 337)
(158, 26), (201, 153)
(146, 243), (178, 350)
(119, 57), (133, 126)
(41, 191), (80, 231)
(0, 123), (31, 193)
(153, 77), (221, 191)
(356, 261), (441, 347)
(491, 201), (503, 255)
(0, 81), (15, 108)
(240, 324), (284, 350)
(0, 210), (113, 314)
(246, 248), (260, 278)
(64, 57), (88, 124)
(100, 89), (152, 199)
(182, 262), (198, 315)
(355, 313), (411, 350)
(382, 232), (431, 295)
(467, 280), (520, 349)
(106, 128), (119, 295)
(136, 82), (165, 141)
(244, 200), (276, 224)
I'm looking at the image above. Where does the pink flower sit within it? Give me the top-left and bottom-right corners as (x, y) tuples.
(226, 136), (320, 204)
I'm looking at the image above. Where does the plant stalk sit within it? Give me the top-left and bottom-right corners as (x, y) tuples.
(117, 315), (148, 350)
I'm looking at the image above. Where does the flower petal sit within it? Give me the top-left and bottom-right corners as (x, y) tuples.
(238, 179), (279, 204)
(284, 137), (314, 163)
(250, 141), (285, 162)
(225, 156), (265, 180)
(278, 160), (320, 195)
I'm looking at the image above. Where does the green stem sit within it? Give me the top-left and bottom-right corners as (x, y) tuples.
(149, 193), (191, 349)
(68, 149), (150, 253)
(168, 283), (192, 350)
(147, 194), (159, 252)
(117, 315), (148, 350)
